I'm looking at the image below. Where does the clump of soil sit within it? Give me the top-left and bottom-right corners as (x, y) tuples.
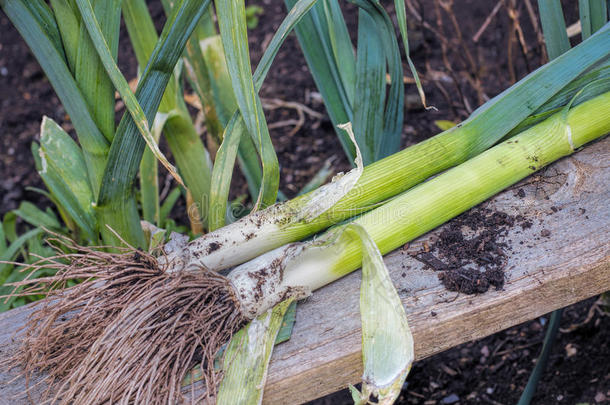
(414, 208), (519, 294)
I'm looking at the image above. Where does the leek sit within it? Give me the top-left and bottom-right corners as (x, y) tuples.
(13, 93), (609, 405)
(164, 26), (610, 272)
(226, 91), (610, 317)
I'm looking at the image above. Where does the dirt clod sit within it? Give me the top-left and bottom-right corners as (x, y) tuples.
(415, 207), (518, 294)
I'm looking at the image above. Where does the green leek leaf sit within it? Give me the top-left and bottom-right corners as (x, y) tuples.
(74, 0), (121, 142)
(75, 0), (183, 186)
(215, 0), (279, 210)
(95, 0), (212, 246)
(353, 10), (386, 164)
(538, 0), (571, 60)
(1, 0), (109, 193)
(393, 0), (428, 108)
(217, 299), (294, 404)
(209, 0), (319, 230)
(346, 223), (413, 405)
(123, 0), (213, 229)
(38, 117), (97, 240)
(579, 0), (608, 40)
(322, 0), (356, 105)
(49, 0), (80, 72)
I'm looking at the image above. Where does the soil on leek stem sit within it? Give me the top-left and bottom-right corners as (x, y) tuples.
(1, 1), (607, 404)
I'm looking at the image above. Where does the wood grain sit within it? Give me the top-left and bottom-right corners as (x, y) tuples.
(0, 137), (608, 404)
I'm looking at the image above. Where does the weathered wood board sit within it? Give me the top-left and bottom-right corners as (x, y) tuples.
(0, 137), (608, 404)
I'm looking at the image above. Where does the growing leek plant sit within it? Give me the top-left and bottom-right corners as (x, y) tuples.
(0, 0), (609, 404)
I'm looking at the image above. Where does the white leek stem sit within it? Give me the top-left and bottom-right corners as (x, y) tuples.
(228, 92), (610, 318)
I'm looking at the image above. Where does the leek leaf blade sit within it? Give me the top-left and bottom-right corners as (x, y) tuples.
(393, 0), (428, 108)
(579, 0), (608, 40)
(38, 117), (97, 239)
(0, 0), (109, 193)
(322, 0), (356, 105)
(209, 0), (319, 229)
(346, 223), (414, 404)
(75, 0), (184, 186)
(537, 0), (571, 60)
(49, 0), (80, 72)
(74, 0), (121, 143)
(217, 299), (294, 404)
(215, 0), (279, 210)
(353, 9), (386, 164)
(209, 115), (245, 231)
(95, 0), (211, 246)
(123, 0), (213, 229)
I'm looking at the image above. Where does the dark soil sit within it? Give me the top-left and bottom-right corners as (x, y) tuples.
(412, 208), (519, 295)
(312, 297), (610, 405)
(1, 0), (607, 404)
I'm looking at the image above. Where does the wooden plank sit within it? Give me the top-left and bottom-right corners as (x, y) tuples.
(0, 137), (608, 404)
(263, 136), (610, 403)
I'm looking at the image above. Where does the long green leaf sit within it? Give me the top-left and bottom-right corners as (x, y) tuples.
(19, 1), (67, 62)
(139, 112), (171, 225)
(75, 0), (121, 142)
(75, 0), (183, 185)
(538, 0), (571, 60)
(506, 65), (610, 137)
(374, 2), (404, 160)
(49, 0), (80, 72)
(579, 0), (608, 40)
(159, 188), (182, 225)
(122, 0), (179, 113)
(123, 0), (213, 229)
(351, 0), (405, 162)
(285, 0), (356, 161)
(176, 8), (264, 202)
(199, 35), (239, 128)
(208, 115), (243, 231)
(215, 0), (279, 210)
(353, 10), (386, 164)
(1, 0), (109, 195)
(175, 8), (224, 135)
(95, 0), (212, 246)
(37, 117), (97, 239)
(208, 0), (319, 230)
(217, 299), (294, 404)
(322, 0), (356, 104)
(394, 0), (428, 108)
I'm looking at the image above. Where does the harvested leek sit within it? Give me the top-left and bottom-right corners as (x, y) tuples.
(163, 23), (610, 273)
(14, 91), (609, 404)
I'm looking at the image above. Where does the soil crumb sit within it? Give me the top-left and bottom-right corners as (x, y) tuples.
(414, 208), (519, 294)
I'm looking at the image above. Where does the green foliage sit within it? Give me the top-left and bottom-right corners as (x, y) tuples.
(284, 0), (424, 165)
(245, 5), (264, 29)
(579, 0), (608, 40)
(537, 0), (570, 60)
